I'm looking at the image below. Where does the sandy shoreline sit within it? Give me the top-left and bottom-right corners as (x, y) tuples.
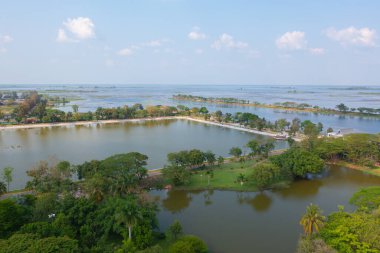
(0, 116), (300, 141)
(0, 116), (180, 130)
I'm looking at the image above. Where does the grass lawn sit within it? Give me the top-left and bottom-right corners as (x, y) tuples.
(176, 159), (268, 191)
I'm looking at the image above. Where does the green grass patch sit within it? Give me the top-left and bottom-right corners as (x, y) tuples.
(176, 159), (263, 191)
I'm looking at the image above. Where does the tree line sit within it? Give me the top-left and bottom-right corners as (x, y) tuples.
(0, 152), (209, 253)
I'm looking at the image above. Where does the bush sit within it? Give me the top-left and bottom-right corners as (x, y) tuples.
(250, 162), (288, 190)
(297, 237), (337, 253)
(169, 235), (208, 253)
(350, 186), (380, 211)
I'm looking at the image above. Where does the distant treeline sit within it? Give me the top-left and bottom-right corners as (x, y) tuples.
(0, 91), (326, 137)
(173, 94), (380, 116)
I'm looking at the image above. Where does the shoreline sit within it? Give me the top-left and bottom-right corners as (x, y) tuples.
(0, 116), (180, 130)
(183, 116), (302, 141)
(0, 115), (300, 141)
(172, 97), (380, 119)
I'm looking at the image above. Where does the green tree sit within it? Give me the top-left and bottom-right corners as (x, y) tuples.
(71, 104), (79, 113)
(27, 236), (79, 253)
(270, 148), (324, 178)
(199, 107), (208, 115)
(0, 182), (6, 195)
(169, 235), (208, 253)
(229, 147), (242, 159)
(162, 165), (191, 186)
(250, 162), (284, 190)
(0, 199), (32, 238)
(300, 204), (325, 237)
(261, 140), (275, 158)
(217, 156), (224, 166)
(246, 140), (260, 157)
(336, 103), (349, 113)
(167, 220), (183, 241)
(114, 198), (143, 241)
(350, 186), (380, 211)
(301, 120), (320, 137)
(289, 118), (301, 136)
(99, 152), (148, 195)
(204, 151), (216, 166)
(2, 167), (13, 192)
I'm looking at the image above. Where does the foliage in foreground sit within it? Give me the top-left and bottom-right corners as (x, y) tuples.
(298, 186), (380, 253)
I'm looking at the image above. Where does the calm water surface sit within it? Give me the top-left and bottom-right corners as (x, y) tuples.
(0, 119), (286, 190)
(151, 166), (380, 253)
(2, 84), (380, 133)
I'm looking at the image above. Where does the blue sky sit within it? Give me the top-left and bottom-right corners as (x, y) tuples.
(0, 0), (379, 85)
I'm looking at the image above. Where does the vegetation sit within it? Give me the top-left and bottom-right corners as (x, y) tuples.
(173, 94), (380, 117)
(297, 187), (380, 253)
(300, 204), (326, 237)
(0, 152), (209, 252)
(2, 167), (13, 192)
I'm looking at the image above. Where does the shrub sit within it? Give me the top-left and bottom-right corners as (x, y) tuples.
(169, 235), (208, 253)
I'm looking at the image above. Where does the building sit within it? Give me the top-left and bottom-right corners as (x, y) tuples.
(327, 128), (354, 137)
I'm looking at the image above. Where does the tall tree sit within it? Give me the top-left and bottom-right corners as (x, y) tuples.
(2, 167), (13, 192)
(300, 204), (325, 237)
(114, 198), (142, 241)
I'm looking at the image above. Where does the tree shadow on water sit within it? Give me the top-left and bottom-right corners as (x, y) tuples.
(162, 190), (193, 214)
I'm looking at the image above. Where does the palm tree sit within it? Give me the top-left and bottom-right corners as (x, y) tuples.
(115, 200), (142, 241)
(2, 167), (13, 192)
(300, 203), (325, 237)
(0, 181), (6, 195)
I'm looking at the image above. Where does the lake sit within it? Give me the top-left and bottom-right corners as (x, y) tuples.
(0, 119), (286, 190)
(151, 166), (380, 253)
(2, 84), (380, 133)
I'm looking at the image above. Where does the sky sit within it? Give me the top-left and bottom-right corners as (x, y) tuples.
(0, 0), (379, 85)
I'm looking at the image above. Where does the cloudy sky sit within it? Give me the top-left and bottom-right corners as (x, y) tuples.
(0, 0), (379, 85)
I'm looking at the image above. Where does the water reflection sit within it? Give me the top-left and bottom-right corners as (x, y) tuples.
(248, 193), (272, 212)
(153, 167), (380, 253)
(236, 192), (273, 212)
(203, 189), (214, 206)
(162, 190), (192, 213)
(275, 179), (323, 199)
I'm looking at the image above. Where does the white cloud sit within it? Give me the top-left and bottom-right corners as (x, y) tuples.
(64, 17), (95, 39)
(325, 26), (376, 47)
(188, 27), (207, 40)
(57, 17), (95, 43)
(309, 47), (325, 55)
(0, 34), (13, 54)
(118, 39), (170, 57)
(276, 31), (307, 50)
(276, 31), (324, 56)
(56, 29), (75, 43)
(0, 35), (13, 44)
(118, 48), (133, 56)
(211, 33), (248, 50)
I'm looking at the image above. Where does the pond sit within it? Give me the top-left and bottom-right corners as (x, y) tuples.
(151, 166), (380, 253)
(0, 119), (286, 190)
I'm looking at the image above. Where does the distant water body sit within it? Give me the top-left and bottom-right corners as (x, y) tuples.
(1, 84), (380, 133)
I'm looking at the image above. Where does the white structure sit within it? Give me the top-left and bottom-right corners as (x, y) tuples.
(327, 128), (354, 137)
